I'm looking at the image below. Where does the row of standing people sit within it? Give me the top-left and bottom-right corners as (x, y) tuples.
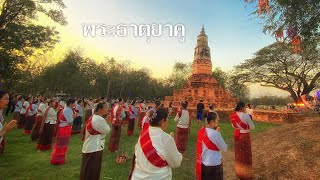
(0, 91), (255, 180)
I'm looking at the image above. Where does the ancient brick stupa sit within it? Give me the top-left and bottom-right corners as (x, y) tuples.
(165, 26), (238, 109)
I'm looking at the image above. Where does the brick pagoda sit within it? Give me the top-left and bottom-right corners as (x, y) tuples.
(164, 26), (238, 109)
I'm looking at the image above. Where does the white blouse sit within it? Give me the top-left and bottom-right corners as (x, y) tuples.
(20, 101), (29, 114)
(201, 128), (228, 166)
(234, 112), (255, 133)
(37, 103), (48, 116)
(14, 101), (22, 112)
(174, 110), (189, 129)
(82, 115), (111, 153)
(45, 108), (57, 124)
(131, 127), (182, 180)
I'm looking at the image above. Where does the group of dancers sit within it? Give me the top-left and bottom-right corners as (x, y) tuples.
(0, 90), (256, 180)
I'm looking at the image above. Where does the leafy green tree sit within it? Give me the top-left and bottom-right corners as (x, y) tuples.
(234, 42), (320, 102)
(0, 0), (67, 88)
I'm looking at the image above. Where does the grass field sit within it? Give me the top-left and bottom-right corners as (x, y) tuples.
(0, 113), (278, 180)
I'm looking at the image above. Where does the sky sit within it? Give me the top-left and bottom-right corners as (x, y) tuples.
(44, 0), (289, 97)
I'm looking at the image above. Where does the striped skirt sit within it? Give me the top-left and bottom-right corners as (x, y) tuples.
(31, 115), (43, 140)
(175, 127), (189, 153)
(37, 123), (55, 151)
(108, 125), (121, 152)
(235, 133), (253, 180)
(50, 126), (72, 165)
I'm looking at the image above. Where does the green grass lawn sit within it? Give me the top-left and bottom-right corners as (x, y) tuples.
(0, 113), (278, 180)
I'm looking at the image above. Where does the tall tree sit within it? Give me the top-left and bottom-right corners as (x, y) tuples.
(234, 42), (320, 102)
(168, 61), (192, 89)
(0, 0), (67, 89)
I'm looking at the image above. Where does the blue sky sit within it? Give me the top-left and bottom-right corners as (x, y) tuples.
(49, 0), (287, 97)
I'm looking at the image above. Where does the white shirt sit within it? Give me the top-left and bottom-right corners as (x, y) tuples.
(131, 127), (182, 180)
(45, 108), (57, 124)
(201, 128), (228, 166)
(234, 112), (255, 133)
(82, 115), (111, 153)
(14, 101), (22, 112)
(174, 109), (189, 129)
(27, 104), (38, 116)
(59, 107), (74, 127)
(20, 101), (29, 115)
(140, 103), (146, 112)
(246, 108), (253, 115)
(37, 103), (48, 116)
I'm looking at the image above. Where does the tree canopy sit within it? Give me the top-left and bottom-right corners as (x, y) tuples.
(234, 42), (320, 102)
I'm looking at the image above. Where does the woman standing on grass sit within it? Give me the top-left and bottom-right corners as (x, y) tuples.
(174, 102), (190, 155)
(24, 100), (38, 135)
(31, 97), (47, 141)
(51, 98), (77, 165)
(72, 99), (83, 135)
(0, 91), (17, 153)
(127, 100), (138, 136)
(129, 108), (182, 180)
(13, 95), (22, 127)
(196, 111), (227, 180)
(80, 102), (110, 180)
(108, 98), (126, 152)
(37, 99), (60, 151)
(230, 102), (255, 180)
(18, 96), (28, 129)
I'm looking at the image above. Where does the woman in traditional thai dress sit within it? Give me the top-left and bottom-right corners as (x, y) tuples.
(13, 95), (22, 126)
(80, 102), (110, 180)
(72, 99), (83, 134)
(108, 98), (126, 152)
(196, 111), (227, 180)
(174, 102), (190, 155)
(230, 102), (255, 180)
(18, 96), (28, 129)
(24, 100), (38, 134)
(129, 108), (182, 180)
(50, 98), (77, 165)
(127, 100), (138, 136)
(37, 99), (60, 151)
(31, 97), (47, 140)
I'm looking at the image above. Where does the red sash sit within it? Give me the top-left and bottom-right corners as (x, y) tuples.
(139, 125), (168, 168)
(26, 104), (34, 116)
(230, 112), (249, 139)
(81, 115), (101, 141)
(129, 106), (134, 115)
(196, 127), (219, 180)
(57, 108), (66, 123)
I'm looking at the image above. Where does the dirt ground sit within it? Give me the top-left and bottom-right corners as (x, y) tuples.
(222, 117), (320, 180)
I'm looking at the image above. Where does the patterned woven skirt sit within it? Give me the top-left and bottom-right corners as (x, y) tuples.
(50, 126), (72, 165)
(31, 115), (43, 140)
(235, 133), (253, 180)
(24, 115), (36, 134)
(175, 127), (189, 153)
(108, 125), (121, 152)
(201, 163), (223, 180)
(13, 112), (20, 123)
(37, 123), (55, 151)
(127, 118), (135, 136)
(80, 151), (103, 180)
